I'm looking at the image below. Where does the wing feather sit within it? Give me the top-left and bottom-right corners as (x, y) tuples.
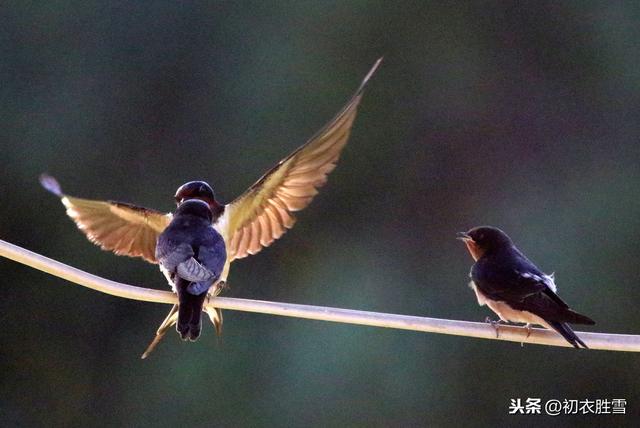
(41, 174), (172, 263)
(249, 220), (262, 255)
(220, 59), (380, 260)
(257, 214), (273, 246)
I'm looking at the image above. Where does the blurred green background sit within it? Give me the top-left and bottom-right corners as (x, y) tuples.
(2, 1), (640, 426)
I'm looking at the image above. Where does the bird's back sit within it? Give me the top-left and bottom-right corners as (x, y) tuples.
(157, 215), (226, 275)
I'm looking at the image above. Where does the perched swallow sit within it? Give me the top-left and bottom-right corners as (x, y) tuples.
(155, 199), (226, 340)
(458, 226), (595, 348)
(40, 58), (381, 357)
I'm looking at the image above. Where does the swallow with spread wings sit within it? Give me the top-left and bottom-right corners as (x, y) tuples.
(40, 58), (381, 358)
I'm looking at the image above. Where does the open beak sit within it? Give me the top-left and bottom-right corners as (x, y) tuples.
(458, 232), (483, 261)
(456, 231), (472, 242)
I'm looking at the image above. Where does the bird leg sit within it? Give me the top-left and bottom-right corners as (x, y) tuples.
(484, 316), (505, 338)
(517, 324), (534, 348)
(216, 281), (229, 293)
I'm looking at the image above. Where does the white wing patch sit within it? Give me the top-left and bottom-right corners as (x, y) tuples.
(520, 271), (557, 292)
(544, 272), (557, 292)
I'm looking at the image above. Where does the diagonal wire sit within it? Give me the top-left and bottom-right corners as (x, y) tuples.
(1, 239), (637, 352)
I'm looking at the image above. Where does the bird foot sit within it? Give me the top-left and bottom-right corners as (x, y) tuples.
(518, 324), (533, 348)
(210, 281), (228, 296)
(484, 317), (504, 338)
(204, 282), (228, 308)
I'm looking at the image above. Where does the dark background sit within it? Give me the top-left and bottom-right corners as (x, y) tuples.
(2, 1), (639, 426)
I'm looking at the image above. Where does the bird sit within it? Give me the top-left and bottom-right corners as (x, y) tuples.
(457, 226), (595, 348)
(40, 58), (381, 357)
(155, 198), (226, 342)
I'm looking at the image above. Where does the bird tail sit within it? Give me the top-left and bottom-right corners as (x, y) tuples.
(177, 278), (207, 341)
(141, 304), (179, 359)
(549, 321), (589, 349)
(562, 309), (595, 325)
(203, 280), (227, 336)
(204, 306), (224, 336)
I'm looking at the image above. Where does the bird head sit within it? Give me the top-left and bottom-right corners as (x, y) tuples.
(174, 199), (213, 222)
(174, 181), (224, 218)
(457, 226), (513, 261)
(175, 181), (215, 205)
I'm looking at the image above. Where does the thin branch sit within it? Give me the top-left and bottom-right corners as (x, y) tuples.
(1, 239), (637, 352)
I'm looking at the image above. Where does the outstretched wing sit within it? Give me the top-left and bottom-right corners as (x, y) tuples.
(40, 174), (172, 263)
(219, 58), (382, 261)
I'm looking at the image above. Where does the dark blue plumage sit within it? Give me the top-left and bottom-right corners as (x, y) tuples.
(459, 226), (594, 349)
(471, 246), (562, 308)
(156, 199), (226, 341)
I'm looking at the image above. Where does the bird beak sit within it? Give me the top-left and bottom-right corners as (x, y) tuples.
(457, 232), (473, 242)
(458, 232), (482, 261)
